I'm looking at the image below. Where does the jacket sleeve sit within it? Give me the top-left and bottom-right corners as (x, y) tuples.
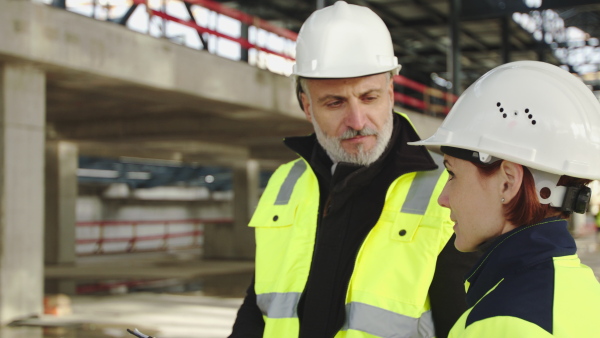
(429, 234), (482, 338)
(228, 276), (265, 338)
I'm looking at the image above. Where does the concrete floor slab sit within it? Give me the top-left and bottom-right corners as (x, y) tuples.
(10, 232), (600, 337)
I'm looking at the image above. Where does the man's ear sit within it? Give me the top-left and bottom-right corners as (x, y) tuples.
(388, 78), (394, 106)
(499, 161), (524, 203)
(300, 92), (312, 122)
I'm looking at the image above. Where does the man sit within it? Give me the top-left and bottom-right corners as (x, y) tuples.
(230, 2), (478, 337)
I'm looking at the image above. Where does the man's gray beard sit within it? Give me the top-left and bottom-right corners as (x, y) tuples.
(311, 111), (394, 166)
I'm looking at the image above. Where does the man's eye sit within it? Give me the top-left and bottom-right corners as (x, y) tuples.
(327, 101), (342, 108)
(446, 170), (455, 181)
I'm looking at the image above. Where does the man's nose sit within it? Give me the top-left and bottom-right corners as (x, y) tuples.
(345, 100), (367, 131)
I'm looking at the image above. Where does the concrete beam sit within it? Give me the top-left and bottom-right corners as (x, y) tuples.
(0, 2), (303, 119)
(50, 115), (309, 143)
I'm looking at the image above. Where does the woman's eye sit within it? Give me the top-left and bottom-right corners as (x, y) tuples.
(446, 170), (455, 181)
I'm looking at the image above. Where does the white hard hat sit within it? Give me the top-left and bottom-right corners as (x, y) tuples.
(292, 1), (400, 78)
(411, 60), (600, 181)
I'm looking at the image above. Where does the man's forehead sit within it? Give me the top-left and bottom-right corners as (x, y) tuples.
(307, 73), (387, 84)
(307, 74), (389, 95)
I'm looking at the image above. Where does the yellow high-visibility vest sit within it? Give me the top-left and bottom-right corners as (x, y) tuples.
(249, 153), (453, 338)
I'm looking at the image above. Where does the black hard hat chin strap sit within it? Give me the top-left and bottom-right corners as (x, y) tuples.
(561, 185), (591, 214)
(530, 168), (590, 214)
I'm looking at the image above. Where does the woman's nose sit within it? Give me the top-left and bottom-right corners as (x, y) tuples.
(437, 185), (450, 208)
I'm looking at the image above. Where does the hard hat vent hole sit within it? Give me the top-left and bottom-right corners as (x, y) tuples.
(500, 108), (504, 112)
(540, 187), (551, 199)
(496, 102), (501, 107)
(524, 108), (535, 125)
(503, 113), (507, 118)
(514, 111), (518, 116)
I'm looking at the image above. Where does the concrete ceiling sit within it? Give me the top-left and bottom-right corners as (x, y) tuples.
(45, 68), (312, 168)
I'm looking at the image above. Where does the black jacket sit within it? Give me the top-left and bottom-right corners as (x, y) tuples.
(230, 113), (480, 338)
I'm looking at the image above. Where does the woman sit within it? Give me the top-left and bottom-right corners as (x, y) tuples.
(410, 60), (600, 337)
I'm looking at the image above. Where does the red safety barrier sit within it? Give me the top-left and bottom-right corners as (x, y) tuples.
(132, 0), (295, 60)
(394, 92), (427, 111)
(76, 279), (167, 294)
(394, 75), (429, 93)
(76, 218), (233, 255)
(393, 75), (459, 114)
(145, 8), (294, 60)
(181, 0), (298, 41)
(77, 218), (232, 226)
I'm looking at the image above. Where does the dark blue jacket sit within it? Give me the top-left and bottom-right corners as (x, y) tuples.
(449, 217), (600, 337)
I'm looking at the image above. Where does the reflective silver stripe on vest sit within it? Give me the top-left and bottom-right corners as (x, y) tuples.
(400, 153), (445, 215)
(342, 302), (435, 338)
(256, 292), (301, 318)
(274, 160), (307, 205)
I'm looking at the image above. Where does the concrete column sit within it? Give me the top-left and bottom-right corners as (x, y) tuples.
(203, 160), (259, 259)
(500, 15), (511, 64)
(232, 159), (259, 259)
(45, 141), (78, 295)
(448, 0), (462, 96)
(0, 63), (45, 324)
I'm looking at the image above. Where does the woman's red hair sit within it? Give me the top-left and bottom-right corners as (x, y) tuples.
(473, 161), (590, 226)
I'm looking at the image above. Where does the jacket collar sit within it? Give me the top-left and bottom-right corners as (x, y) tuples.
(464, 217), (577, 306)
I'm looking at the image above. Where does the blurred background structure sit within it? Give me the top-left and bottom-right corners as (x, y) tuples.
(1, 0), (600, 336)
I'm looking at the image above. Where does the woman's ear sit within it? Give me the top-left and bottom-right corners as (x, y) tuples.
(499, 161), (524, 203)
